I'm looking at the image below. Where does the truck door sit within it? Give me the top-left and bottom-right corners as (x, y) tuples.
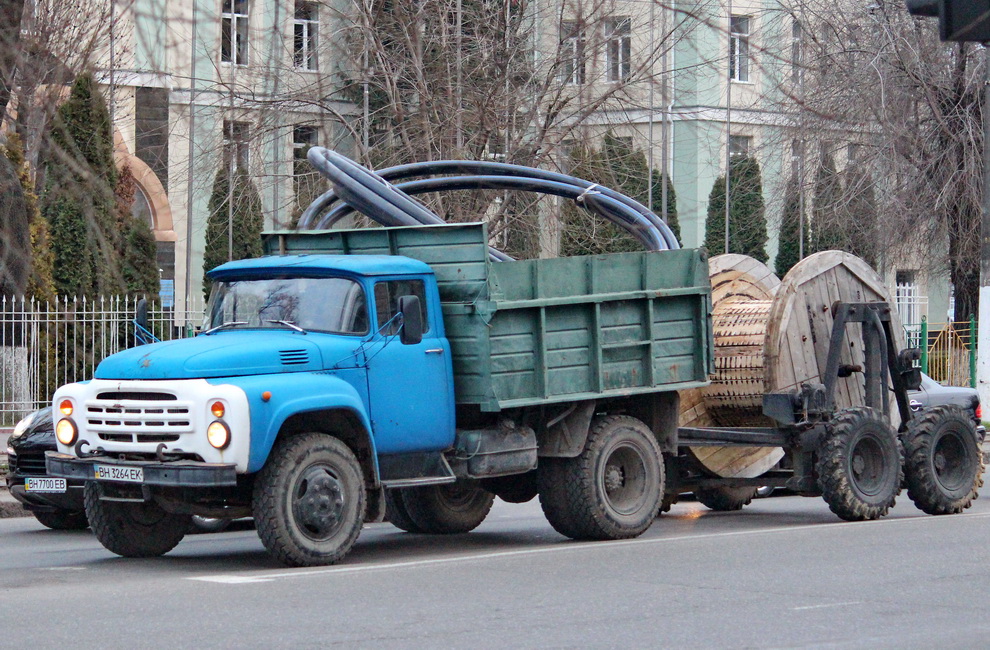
(366, 278), (455, 454)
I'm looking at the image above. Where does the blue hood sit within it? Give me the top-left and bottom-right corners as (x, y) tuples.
(95, 331), (363, 380)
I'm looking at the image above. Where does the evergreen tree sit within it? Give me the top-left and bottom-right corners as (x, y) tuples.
(203, 166), (264, 297)
(811, 150), (846, 253)
(3, 133), (55, 301)
(115, 166), (159, 296)
(42, 74), (122, 296)
(774, 177), (809, 278)
(560, 134), (679, 257)
(0, 140), (29, 297)
(704, 155), (768, 263)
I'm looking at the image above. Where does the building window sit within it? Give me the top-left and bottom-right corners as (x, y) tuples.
(729, 134), (752, 158)
(221, 0), (249, 65)
(560, 21), (586, 85)
(293, 124), (319, 207)
(604, 17), (631, 83)
(729, 15), (750, 82)
(791, 138), (803, 177)
(294, 1), (318, 71)
(791, 20), (802, 85)
(895, 270), (923, 326)
(223, 120), (251, 172)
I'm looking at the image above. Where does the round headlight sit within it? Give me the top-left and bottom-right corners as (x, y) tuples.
(59, 399), (74, 416)
(9, 413), (33, 441)
(55, 418), (78, 446)
(210, 401), (225, 418)
(207, 421), (231, 450)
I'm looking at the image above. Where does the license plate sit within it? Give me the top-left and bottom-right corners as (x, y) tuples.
(25, 477), (66, 493)
(94, 465), (144, 483)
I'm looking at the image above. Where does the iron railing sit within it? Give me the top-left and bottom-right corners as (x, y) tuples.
(0, 296), (204, 425)
(903, 316), (977, 388)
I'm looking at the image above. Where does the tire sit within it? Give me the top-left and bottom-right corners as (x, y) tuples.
(84, 483), (191, 557)
(902, 406), (983, 515)
(253, 433), (366, 567)
(481, 472), (538, 504)
(816, 407), (902, 521)
(383, 489), (425, 533)
(400, 481), (495, 534)
(538, 415), (663, 540)
(33, 509), (88, 531)
(190, 516), (231, 534)
(696, 486), (758, 511)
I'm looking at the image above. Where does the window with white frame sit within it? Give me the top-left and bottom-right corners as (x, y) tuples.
(895, 270), (923, 326)
(791, 138), (803, 177)
(791, 19), (802, 85)
(729, 134), (752, 158)
(293, 125), (319, 208)
(560, 20), (586, 85)
(221, 0), (249, 65)
(294, 1), (318, 71)
(729, 15), (750, 82)
(223, 120), (251, 172)
(604, 16), (631, 83)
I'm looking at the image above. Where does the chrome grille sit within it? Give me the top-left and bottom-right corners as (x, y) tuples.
(85, 392), (193, 445)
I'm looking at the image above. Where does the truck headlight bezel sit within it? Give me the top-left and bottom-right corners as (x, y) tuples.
(207, 421), (231, 450)
(55, 418), (78, 446)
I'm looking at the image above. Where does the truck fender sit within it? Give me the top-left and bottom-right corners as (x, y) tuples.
(536, 400), (597, 458)
(217, 374), (377, 481)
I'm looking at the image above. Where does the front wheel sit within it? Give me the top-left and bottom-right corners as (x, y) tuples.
(33, 509), (88, 531)
(253, 433), (366, 567)
(398, 481), (494, 534)
(902, 406), (983, 515)
(85, 484), (190, 557)
(816, 407), (902, 521)
(538, 415), (663, 540)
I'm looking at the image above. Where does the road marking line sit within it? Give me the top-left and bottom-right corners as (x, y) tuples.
(791, 601), (862, 611)
(188, 510), (990, 585)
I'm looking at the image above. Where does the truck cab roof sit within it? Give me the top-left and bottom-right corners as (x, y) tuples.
(208, 254), (433, 280)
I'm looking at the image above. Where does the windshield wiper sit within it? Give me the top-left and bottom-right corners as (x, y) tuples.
(265, 320), (306, 334)
(203, 321), (248, 335)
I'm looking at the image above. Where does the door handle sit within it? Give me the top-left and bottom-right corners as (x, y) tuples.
(425, 348), (444, 354)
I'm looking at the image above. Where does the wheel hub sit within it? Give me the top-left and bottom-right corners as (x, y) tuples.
(292, 466), (345, 540)
(604, 464), (625, 492)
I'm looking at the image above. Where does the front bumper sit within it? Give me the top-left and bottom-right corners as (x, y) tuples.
(6, 478), (85, 512)
(45, 452), (237, 487)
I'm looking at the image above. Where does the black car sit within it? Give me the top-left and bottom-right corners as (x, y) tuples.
(909, 372), (985, 437)
(5, 407), (233, 532)
(5, 408), (88, 529)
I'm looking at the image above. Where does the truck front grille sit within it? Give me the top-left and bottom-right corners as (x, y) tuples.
(85, 391), (194, 445)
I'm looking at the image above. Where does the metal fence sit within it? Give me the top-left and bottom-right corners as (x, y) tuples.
(0, 296), (204, 425)
(903, 317), (977, 388)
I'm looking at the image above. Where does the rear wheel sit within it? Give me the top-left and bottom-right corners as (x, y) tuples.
(253, 433), (366, 567)
(696, 486), (758, 511)
(383, 489), (425, 533)
(816, 407), (902, 521)
(85, 484), (190, 557)
(538, 415), (663, 540)
(902, 406), (983, 514)
(33, 509), (88, 531)
(400, 481), (494, 534)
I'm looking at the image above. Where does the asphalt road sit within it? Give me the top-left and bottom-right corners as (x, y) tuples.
(2, 486), (989, 649)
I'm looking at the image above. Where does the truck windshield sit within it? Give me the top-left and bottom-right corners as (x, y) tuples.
(205, 277), (369, 335)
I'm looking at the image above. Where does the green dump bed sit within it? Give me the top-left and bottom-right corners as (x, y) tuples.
(264, 223), (713, 412)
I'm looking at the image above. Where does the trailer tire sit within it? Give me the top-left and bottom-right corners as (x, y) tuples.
(253, 433), (366, 567)
(902, 406), (983, 515)
(85, 483), (190, 557)
(695, 486), (758, 511)
(33, 509), (88, 531)
(400, 481), (495, 534)
(383, 489), (425, 533)
(816, 407), (902, 521)
(538, 415), (663, 540)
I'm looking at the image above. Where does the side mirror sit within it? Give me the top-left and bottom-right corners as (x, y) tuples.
(397, 295), (423, 345)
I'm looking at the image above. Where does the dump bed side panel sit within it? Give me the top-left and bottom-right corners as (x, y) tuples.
(263, 224), (712, 412)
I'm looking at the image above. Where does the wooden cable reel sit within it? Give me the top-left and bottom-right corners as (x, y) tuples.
(680, 251), (904, 479)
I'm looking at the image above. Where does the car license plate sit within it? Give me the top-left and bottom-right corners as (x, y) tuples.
(25, 477), (66, 493)
(94, 465), (144, 483)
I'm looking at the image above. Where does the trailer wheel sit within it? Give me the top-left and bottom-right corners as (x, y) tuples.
(902, 406), (983, 515)
(538, 415), (663, 540)
(383, 489), (425, 533)
(400, 481), (495, 534)
(253, 433), (366, 567)
(85, 483), (190, 557)
(816, 407), (902, 521)
(696, 486), (758, 511)
(33, 509), (88, 531)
